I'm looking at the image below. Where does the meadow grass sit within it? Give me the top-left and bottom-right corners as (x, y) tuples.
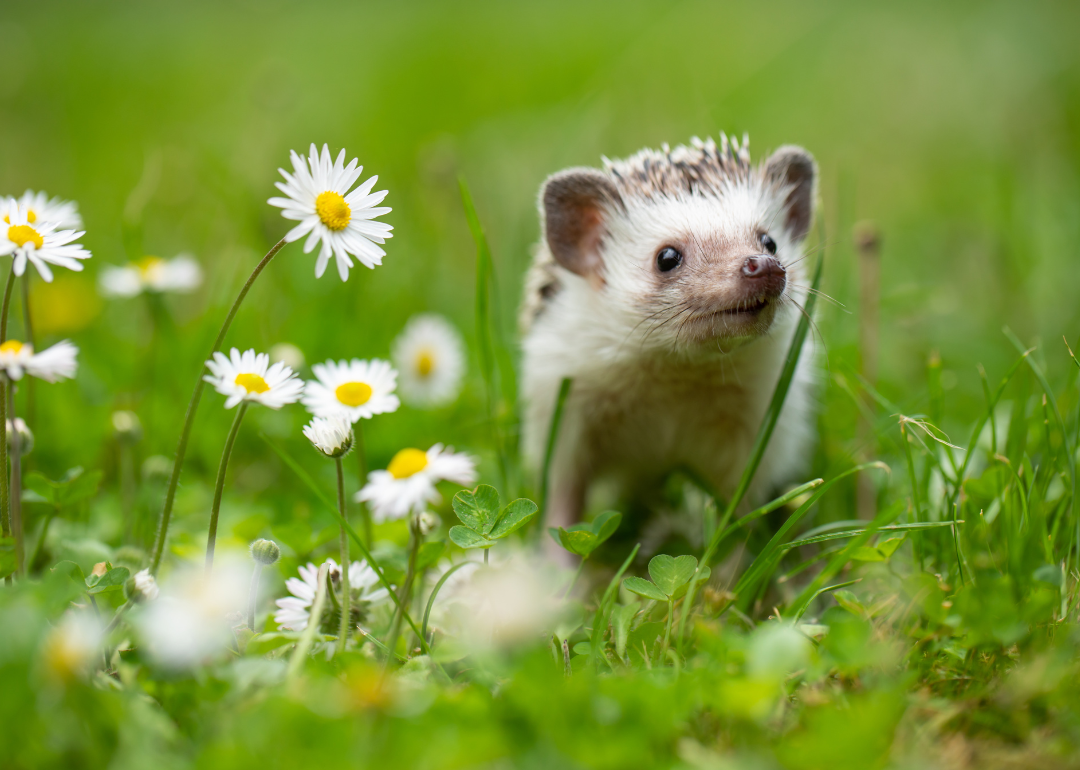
(3, 2), (1080, 768)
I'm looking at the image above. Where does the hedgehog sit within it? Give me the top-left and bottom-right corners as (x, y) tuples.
(520, 134), (818, 556)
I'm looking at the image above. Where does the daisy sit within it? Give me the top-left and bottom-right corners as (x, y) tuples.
(268, 144), (393, 281)
(0, 339), (78, 382)
(2, 190), (82, 230)
(41, 611), (103, 682)
(98, 254), (203, 298)
(274, 558), (389, 632)
(131, 568), (159, 602)
(393, 314), (466, 408)
(356, 444), (478, 523)
(203, 348), (303, 410)
(0, 200), (91, 282)
(303, 413), (354, 458)
(302, 358), (399, 422)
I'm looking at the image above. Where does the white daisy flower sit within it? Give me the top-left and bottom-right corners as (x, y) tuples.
(98, 254), (203, 298)
(393, 314), (466, 408)
(356, 444), (478, 523)
(302, 358), (399, 423)
(274, 557), (389, 632)
(2, 190), (82, 230)
(303, 413), (354, 458)
(131, 568), (159, 601)
(203, 347), (303, 410)
(41, 610), (103, 682)
(268, 143), (393, 281)
(0, 339), (78, 382)
(0, 200), (91, 282)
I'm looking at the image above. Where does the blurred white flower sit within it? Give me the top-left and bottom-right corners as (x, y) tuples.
(0, 199), (91, 282)
(41, 610), (103, 682)
(204, 347), (303, 410)
(269, 342), (305, 371)
(393, 314), (465, 408)
(268, 143), (393, 281)
(303, 413), (354, 458)
(356, 445), (477, 523)
(131, 568), (159, 602)
(449, 560), (563, 649)
(302, 358), (399, 423)
(0, 339), (78, 382)
(2, 190), (82, 230)
(274, 558), (389, 632)
(135, 563), (247, 668)
(99, 254), (202, 298)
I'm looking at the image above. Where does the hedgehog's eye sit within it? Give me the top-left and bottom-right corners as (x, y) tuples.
(759, 233), (777, 255)
(656, 246), (682, 272)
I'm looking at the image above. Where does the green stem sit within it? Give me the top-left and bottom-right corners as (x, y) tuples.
(355, 424), (373, 548)
(150, 238), (287, 574)
(120, 443), (136, 542)
(8, 386), (23, 576)
(205, 402), (249, 572)
(20, 273), (34, 428)
(247, 563), (263, 631)
(30, 511), (56, 571)
(0, 266), (16, 582)
(336, 457), (350, 654)
(563, 557), (586, 598)
(539, 377), (572, 538)
(658, 598), (674, 664)
(386, 518), (422, 661)
(287, 564), (330, 680)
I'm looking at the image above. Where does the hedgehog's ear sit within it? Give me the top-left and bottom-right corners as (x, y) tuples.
(764, 146), (817, 242)
(542, 168), (623, 289)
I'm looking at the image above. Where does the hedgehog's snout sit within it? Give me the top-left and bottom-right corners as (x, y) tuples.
(740, 255), (786, 297)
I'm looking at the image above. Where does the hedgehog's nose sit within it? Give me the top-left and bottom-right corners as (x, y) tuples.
(741, 255), (786, 294)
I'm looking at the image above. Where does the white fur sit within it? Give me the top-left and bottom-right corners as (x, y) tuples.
(522, 157), (817, 537)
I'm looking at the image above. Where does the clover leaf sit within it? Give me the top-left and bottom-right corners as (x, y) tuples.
(449, 485), (538, 551)
(548, 510), (621, 558)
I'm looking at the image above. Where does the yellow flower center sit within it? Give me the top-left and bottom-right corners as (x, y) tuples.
(7, 225), (43, 250)
(136, 256), (165, 275)
(0, 340), (24, 354)
(388, 448), (428, 479)
(3, 210), (35, 224)
(335, 381), (373, 407)
(416, 350), (435, 378)
(315, 191), (351, 231)
(235, 372), (270, 394)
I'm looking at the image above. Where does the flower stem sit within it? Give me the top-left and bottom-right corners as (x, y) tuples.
(247, 563), (263, 632)
(205, 402), (249, 572)
(0, 266), (16, 583)
(20, 274), (35, 428)
(658, 598), (674, 664)
(354, 425), (373, 547)
(8, 386), (24, 576)
(150, 238), (286, 574)
(287, 564), (330, 681)
(386, 518), (422, 662)
(336, 457), (350, 654)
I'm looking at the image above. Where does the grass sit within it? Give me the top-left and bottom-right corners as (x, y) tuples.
(3, 1), (1080, 768)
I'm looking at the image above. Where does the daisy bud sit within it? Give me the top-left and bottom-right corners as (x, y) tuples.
(125, 568), (159, 602)
(418, 511), (441, 536)
(6, 417), (33, 456)
(302, 414), (354, 459)
(250, 539), (281, 566)
(270, 342), (305, 372)
(111, 410), (143, 444)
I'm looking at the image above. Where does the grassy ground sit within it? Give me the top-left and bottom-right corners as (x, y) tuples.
(2, 1), (1080, 767)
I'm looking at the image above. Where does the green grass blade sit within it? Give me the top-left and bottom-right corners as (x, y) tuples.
(589, 543), (640, 670)
(459, 176), (512, 493)
(676, 243), (825, 653)
(421, 561), (472, 644)
(538, 377), (572, 535)
(780, 520), (962, 550)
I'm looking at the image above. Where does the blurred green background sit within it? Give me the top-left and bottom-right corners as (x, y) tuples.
(2, 0), (1079, 563)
